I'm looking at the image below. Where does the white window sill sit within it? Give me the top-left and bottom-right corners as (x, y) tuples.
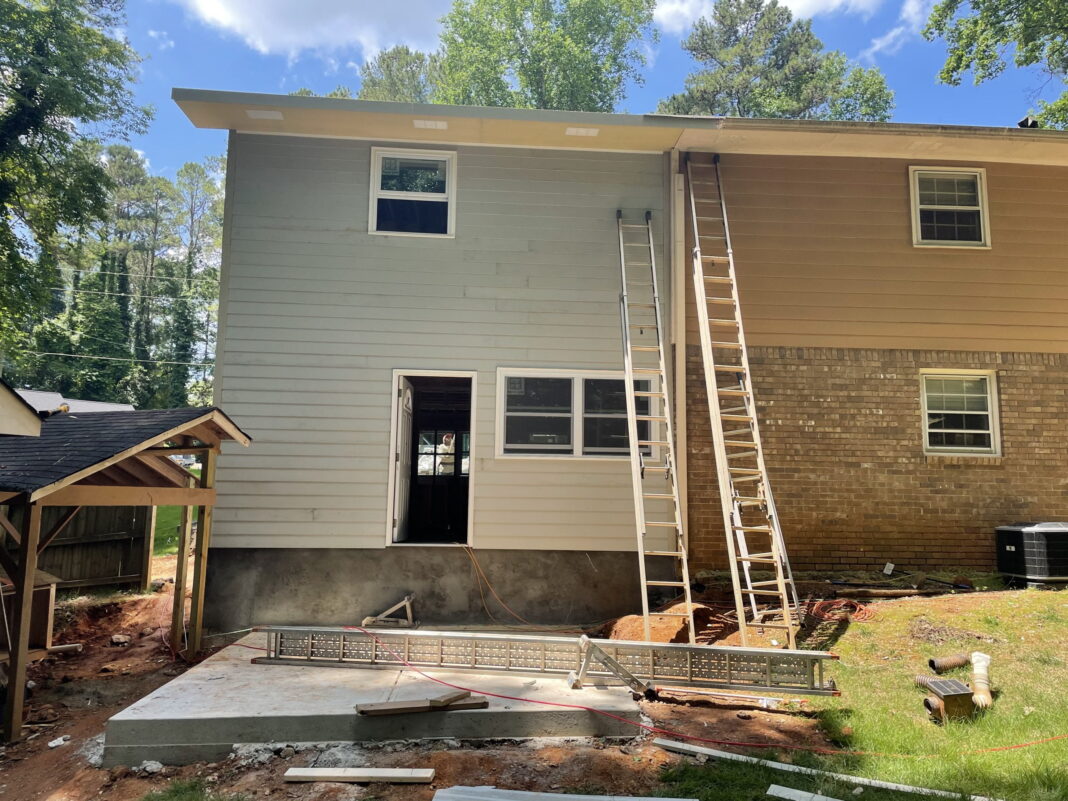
(912, 242), (991, 250)
(925, 453), (1003, 466)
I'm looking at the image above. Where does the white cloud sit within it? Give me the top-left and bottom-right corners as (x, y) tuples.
(860, 0), (933, 61)
(170, 0), (447, 60)
(147, 29), (175, 50)
(655, 0), (883, 35)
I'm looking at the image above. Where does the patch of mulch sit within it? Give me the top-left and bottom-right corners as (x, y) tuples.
(908, 615), (1005, 645)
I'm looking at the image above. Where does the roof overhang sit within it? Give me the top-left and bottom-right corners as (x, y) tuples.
(174, 88), (1068, 166)
(0, 380), (41, 438)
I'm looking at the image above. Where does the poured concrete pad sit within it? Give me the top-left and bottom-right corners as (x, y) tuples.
(103, 633), (640, 766)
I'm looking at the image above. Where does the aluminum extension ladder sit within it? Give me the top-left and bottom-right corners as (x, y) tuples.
(616, 210), (696, 644)
(684, 153), (801, 648)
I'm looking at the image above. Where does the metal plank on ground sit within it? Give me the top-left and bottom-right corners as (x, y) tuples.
(284, 767), (435, 783)
(252, 627), (838, 696)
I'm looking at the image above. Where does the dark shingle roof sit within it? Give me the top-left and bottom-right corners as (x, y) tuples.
(0, 407), (223, 494)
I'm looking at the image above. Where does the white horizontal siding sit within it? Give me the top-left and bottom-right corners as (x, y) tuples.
(215, 134), (667, 551)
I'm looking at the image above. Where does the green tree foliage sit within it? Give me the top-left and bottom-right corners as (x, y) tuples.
(10, 149), (223, 408)
(435, 0), (657, 111)
(0, 0), (150, 351)
(358, 45), (441, 103)
(924, 0), (1068, 127)
(288, 85), (354, 99)
(657, 0), (894, 121)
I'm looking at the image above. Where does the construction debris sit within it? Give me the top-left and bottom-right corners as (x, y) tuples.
(356, 690), (488, 716)
(360, 594), (417, 628)
(928, 653), (969, 674)
(653, 738), (1003, 801)
(284, 767), (435, 783)
(767, 786), (843, 801)
(255, 626), (839, 696)
(971, 652), (993, 709)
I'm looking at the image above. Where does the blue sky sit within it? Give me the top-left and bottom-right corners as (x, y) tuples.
(126, 0), (1058, 177)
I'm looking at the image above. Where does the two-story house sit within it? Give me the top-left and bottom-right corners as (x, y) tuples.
(174, 89), (1068, 631)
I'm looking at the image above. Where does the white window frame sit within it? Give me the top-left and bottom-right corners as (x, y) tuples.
(919, 368), (1000, 456)
(369, 147), (457, 238)
(494, 367), (658, 460)
(909, 166), (991, 249)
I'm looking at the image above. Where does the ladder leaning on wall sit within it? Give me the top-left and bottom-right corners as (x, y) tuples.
(616, 210), (697, 645)
(685, 153), (801, 648)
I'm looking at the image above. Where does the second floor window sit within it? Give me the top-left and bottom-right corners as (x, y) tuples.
(370, 148), (456, 237)
(910, 167), (989, 247)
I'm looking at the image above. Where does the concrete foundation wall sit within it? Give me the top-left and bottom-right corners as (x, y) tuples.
(204, 547), (672, 632)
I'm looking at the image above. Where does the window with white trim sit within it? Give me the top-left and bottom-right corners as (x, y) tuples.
(370, 148), (456, 237)
(921, 372), (999, 454)
(910, 167), (989, 247)
(500, 372), (651, 457)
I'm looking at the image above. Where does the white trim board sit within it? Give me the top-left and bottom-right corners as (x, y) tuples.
(384, 368), (478, 548)
(908, 165), (991, 249)
(919, 368), (1001, 457)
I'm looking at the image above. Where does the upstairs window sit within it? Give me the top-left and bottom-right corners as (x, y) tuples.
(910, 167), (989, 247)
(921, 372), (999, 455)
(370, 148), (456, 237)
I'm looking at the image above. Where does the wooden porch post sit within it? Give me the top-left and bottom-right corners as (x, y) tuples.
(185, 449), (217, 658)
(2, 502), (41, 742)
(140, 507), (158, 594)
(170, 496), (194, 653)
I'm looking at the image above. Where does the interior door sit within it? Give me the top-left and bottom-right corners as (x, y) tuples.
(392, 377), (414, 543)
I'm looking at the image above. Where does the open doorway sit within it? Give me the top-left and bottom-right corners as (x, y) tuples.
(391, 373), (473, 545)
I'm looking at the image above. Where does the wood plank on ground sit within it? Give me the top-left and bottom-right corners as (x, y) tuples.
(284, 767), (435, 783)
(356, 694), (487, 716)
(767, 785), (843, 801)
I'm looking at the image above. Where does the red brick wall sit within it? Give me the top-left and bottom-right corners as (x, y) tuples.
(685, 346), (1068, 572)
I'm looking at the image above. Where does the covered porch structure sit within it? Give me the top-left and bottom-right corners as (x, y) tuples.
(0, 407), (250, 741)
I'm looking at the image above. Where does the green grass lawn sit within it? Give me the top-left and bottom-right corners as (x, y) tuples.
(153, 467), (201, 557)
(141, 781), (247, 801)
(661, 588), (1068, 801)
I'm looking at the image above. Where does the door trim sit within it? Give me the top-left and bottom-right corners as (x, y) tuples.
(384, 369), (477, 548)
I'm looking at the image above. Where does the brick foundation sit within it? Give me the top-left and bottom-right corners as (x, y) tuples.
(685, 346), (1068, 572)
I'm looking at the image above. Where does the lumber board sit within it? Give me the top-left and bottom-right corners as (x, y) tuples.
(652, 739), (1002, 801)
(766, 785), (843, 801)
(430, 689), (471, 707)
(357, 694), (487, 715)
(284, 767), (434, 783)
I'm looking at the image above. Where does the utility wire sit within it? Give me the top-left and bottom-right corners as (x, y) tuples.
(58, 267), (214, 284)
(26, 351), (213, 367)
(52, 286), (219, 304)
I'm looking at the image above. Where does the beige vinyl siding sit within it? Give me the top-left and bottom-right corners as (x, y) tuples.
(214, 133), (667, 550)
(686, 155), (1068, 352)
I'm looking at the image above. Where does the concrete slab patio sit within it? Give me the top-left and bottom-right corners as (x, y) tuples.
(102, 633), (642, 766)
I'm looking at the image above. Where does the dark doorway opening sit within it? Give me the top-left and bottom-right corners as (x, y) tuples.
(393, 376), (471, 545)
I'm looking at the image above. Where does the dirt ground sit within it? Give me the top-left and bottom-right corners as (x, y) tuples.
(3, 568), (965, 801)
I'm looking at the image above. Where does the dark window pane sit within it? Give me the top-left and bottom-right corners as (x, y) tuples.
(504, 416), (572, 453)
(927, 413), (989, 431)
(583, 379), (650, 415)
(929, 431), (991, 449)
(376, 198), (448, 234)
(380, 156), (447, 193)
(918, 174), (978, 207)
(919, 209), (981, 242)
(583, 418), (648, 454)
(506, 377), (571, 413)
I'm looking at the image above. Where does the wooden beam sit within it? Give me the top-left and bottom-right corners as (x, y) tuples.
(185, 449), (216, 657)
(283, 768), (435, 784)
(3, 502), (41, 742)
(36, 506), (82, 555)
(144, 447), (215, 456)
(0, 511), (21, 546)
(0, 492), (20, 504)
(27, 410), (248, 503)
(170, 496), (194, 653)
(133, 453), (200, 485)
(140, 506), (157, 594)
(38, 486), (216, 508)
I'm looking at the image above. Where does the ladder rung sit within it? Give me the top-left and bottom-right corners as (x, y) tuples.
(734, 526), (773, 532)
(711, 342), (743, 349)
(635, 415), (667, 422)
(731, 474), (764, 483)
(652, 612), (692, 617)
(714, 364), (746, 372)
(633, 391), (663, 397)
(701, 255), (729, 262)
(747, 622), (792, 630)
(628, 303), (656, 308)
(724, 440), (757, 448)
(645, 521), (680, 527)
(646, 580), (687, 588)
(699, 235), (726, 240)
(728, 468), (762, 475)
(642, 493), (675, 500)
(631, 345), (660, 352)
(750, 580), (785, 587)
(721, 414), (752, 422)
(727, 451), (758, 460)
(620, 224), (647, 229)
(736, 497), (765, 506)
(638, 440), (669, 447)
(623, 242), (649, 247)
(738, 553), (776, 564)
(631, 368), (662, 375)
(644, 551), (684, 557)
(709, 319), (739, 326)
(704, 296), (735, 304)
(717, 388), (749, 396)
(695, 216), (723, 222)
(741, 589), (784, 596)
(704, 275), (732, 284)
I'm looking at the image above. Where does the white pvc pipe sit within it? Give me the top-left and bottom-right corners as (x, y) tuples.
(971, 651), (993, 709)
